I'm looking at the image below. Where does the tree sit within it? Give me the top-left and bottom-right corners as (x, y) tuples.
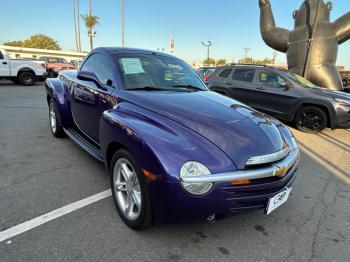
(23, 34), (61, 50)
(238, 57), (273, 65)
(3, 35), (61, 50)
(216, 59), (227, 66)
(203, 58), (216, 66)
(81, 13), (99, 51)
(4, 40), (24, 47)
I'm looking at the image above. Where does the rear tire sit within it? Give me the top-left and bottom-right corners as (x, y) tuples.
(294, 106), (327, 133)
(110, 149), (152, 230)
(18, 71), (36, 86)
(49, 99), (65, 138)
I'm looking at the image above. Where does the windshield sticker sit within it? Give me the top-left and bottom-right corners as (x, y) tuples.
(120, 58), (145, 74)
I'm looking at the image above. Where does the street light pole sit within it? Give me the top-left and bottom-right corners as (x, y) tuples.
(122, 0), (125, 47)
(201, 41), (212, 60)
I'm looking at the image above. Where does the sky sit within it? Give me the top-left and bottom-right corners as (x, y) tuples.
(1, 0), (349, 68)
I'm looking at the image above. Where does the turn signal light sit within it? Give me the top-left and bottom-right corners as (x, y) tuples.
(142, 169), (157, 181)
(231, 180), (251, 185)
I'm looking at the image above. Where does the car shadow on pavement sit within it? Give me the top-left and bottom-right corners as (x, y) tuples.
(319, 132), (350, 152)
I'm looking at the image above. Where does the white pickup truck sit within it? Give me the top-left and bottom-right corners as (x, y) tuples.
(0, 49), (47, 86)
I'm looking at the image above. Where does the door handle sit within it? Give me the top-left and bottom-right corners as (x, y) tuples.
(2, 62), (7, 65)
(257, 87), (265, 90)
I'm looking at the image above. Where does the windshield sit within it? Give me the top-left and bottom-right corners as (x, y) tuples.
(115, 54), (208, 91)
(284, 72), (317, 88)
(196, 68), (215, 78)
(47, 57), (68, 63)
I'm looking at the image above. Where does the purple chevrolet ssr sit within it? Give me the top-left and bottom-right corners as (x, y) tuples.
(45, 48), (300, 230)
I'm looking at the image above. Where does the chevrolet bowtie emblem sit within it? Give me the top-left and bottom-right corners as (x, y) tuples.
(274, 166), (288, 177)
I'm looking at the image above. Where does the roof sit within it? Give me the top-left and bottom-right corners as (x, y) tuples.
(222, 63), (288, 71)
(95, 47), (176, 58)
(0, 45), (87, 56)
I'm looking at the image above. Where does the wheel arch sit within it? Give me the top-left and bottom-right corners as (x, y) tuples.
(293, 102), (334, 128)
(45, 78), (73, 128)
(99, 110), (166, 180)
(209, 86), (230, 97)
(17, 67), (36, 77)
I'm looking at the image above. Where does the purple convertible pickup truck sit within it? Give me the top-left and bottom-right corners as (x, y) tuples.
(45, 47), (300, 230)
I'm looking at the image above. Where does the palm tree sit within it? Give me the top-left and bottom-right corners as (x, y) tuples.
(81, 13), (99, 51)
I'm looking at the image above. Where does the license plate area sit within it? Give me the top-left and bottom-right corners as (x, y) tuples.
(265, 187), (292, 215)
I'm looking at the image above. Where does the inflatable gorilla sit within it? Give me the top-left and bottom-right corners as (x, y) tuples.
(259, 0), (350, 90)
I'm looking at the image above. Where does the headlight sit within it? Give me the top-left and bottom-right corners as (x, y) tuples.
(180, 161), (213, 196)
(334, 98), (350, 106)
(289, 136), (298, 150)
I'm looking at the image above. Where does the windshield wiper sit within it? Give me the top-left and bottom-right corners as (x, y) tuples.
(127, 86), (170, 91)
(171, 85), (205, 91)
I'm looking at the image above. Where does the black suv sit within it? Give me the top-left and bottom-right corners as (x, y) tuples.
(208, 65), (350, 133)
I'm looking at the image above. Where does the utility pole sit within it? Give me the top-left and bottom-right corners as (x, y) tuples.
(73, 0), (78, 52)
(272, 52), (278, 64)
(77, 0), (81, 52)
(122, 0), (125, 47)
(87, 0), (96, 51)
(201, 41), (212, 60)
(243, 48), (251, 64)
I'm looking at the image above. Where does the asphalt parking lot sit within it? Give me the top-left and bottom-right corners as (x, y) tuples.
(0, 81), (349, 262)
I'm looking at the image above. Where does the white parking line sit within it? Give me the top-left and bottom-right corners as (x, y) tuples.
(0, 189), (112, 243)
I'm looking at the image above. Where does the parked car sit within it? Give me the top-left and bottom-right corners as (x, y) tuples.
(70, 59), (83, 68)
(0, 49), (46, 86)
(46, 48), (299, 229)
(196, 66), (216, 83)
(208, 65), (350, 133)
(340, 72), (350, 87)
(39, 56), (76, 78)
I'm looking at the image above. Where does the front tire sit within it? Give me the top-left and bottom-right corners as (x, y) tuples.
(294, 106), (327, 133)
(110, 149), (152, 230)
(18, 71), (36, 86)
(49, 99), (65, 137)
(47, 69), (57, 78)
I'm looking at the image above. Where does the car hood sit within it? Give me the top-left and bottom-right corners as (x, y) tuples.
(120, 91), (287, 169)
(301, 87), (350, 100)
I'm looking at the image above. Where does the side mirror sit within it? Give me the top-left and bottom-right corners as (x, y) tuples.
(280, 81), (293, 89)
(77, 71), (107, 90)
(77, 71), (100, 85)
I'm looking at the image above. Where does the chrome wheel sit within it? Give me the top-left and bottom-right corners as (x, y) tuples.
(113, 158), (142, 221)
(49, 102), (57, 133)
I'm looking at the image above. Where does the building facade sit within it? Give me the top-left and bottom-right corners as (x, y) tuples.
(0, 45), (87, 63)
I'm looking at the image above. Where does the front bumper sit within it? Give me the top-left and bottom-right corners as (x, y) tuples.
(149, 148), (300, 224)
(36, 74), (47, 82)
(180, 147), (299, 183)
(334, 105), (350, 129)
